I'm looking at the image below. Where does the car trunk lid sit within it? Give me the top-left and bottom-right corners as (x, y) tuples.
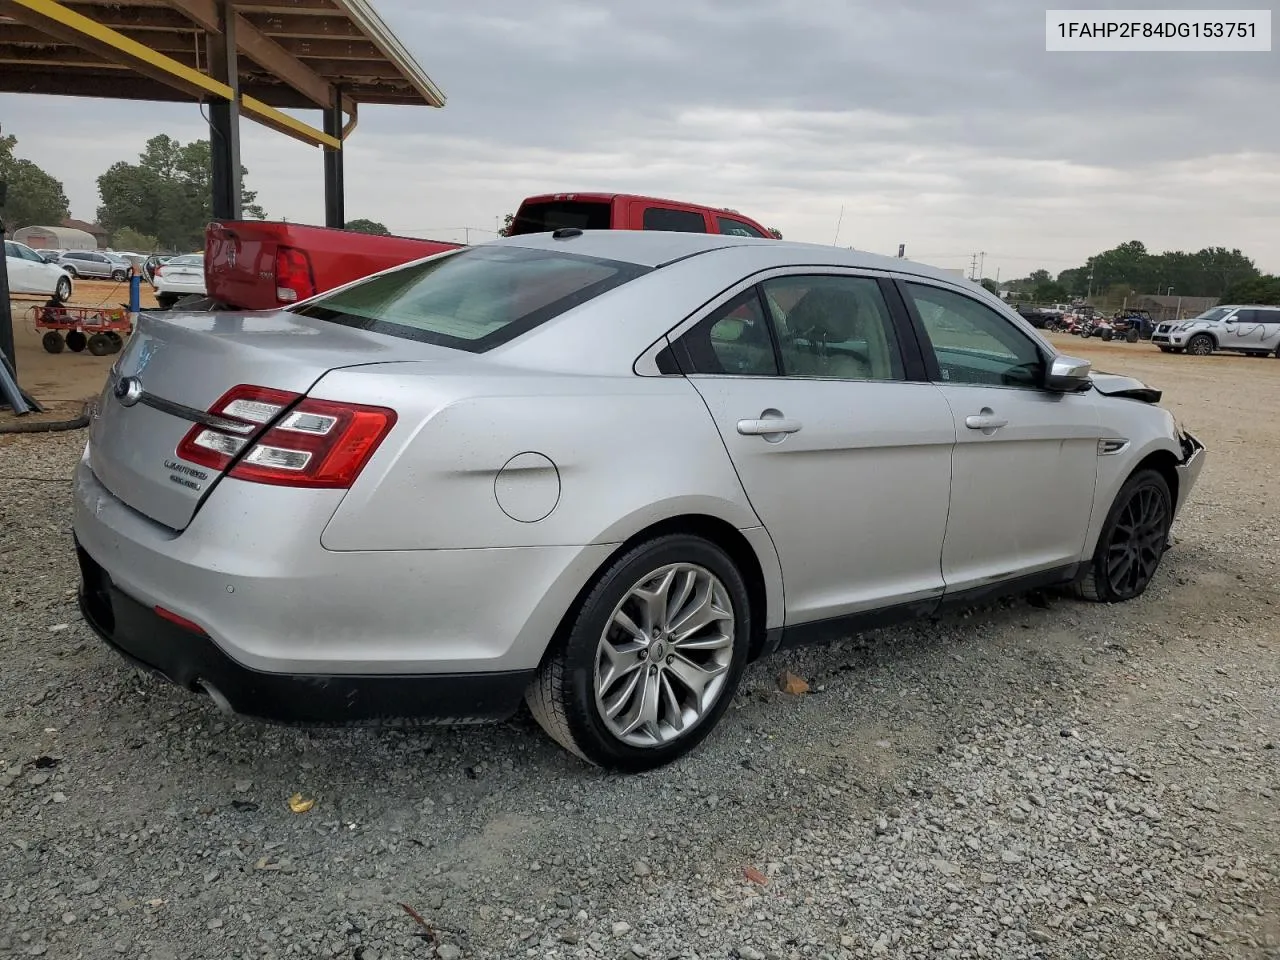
(88, 309), (446, 530)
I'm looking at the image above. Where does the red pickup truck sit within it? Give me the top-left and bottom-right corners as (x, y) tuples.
(203, 193), (774, 312)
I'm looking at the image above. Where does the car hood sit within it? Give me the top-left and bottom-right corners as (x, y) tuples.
(1090, 372), (1161, 404)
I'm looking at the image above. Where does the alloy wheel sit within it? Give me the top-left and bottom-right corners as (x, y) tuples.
(593, 563), (735, 748)
(1104, 483), (1169, 599)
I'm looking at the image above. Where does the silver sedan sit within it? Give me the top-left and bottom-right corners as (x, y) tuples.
(73, 231), (1204, 769)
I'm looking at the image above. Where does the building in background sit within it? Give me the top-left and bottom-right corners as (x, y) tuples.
(60, 218), (110, 249)
(11, 223), (97, 251)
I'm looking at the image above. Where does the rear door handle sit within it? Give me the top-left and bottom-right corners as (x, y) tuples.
(965, 412), (1008, 431)
(737, 418), (802, 437)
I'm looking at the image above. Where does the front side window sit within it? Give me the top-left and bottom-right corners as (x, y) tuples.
(764, 275), (905, 381)
(293, 245), (649, 353)
(905, 283), (1044, 388)
(3, 242), (16, 259)
(642, 207), (708, 233)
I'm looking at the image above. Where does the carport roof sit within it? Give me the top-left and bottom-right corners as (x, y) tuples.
(0, 0), (444, 145)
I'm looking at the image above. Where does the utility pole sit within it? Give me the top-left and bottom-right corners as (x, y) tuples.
(969, 253), (979, 281)
(978, 251), (986, 281)
(1086, 269), (1094, 300)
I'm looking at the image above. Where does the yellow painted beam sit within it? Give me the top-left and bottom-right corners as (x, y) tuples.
(2, 0), (340, 149)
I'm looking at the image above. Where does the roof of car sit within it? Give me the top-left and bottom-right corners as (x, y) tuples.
(492, 230), (978, 287)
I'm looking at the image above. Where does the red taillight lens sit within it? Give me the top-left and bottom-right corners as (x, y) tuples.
(274, 246), (316, 304)
(229, 399), (397, 488)
(154, 605), (207, 636)
(175, 385), (396, 489)
(176, 385), (301, 471)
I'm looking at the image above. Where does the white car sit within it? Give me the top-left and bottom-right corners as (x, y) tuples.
(153, 254), (206, 308)
(5, 240), (73, 302)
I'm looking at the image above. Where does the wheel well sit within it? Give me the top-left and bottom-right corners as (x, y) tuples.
(541, 514), (773, 668)
(1133, 450), (1179, 506)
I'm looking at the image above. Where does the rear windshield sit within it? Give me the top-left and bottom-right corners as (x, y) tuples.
(292, 245), (649, 352)
(508, 200), (612, 236)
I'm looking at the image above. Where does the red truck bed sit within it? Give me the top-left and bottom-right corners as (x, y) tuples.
(205, 221), (459, 312)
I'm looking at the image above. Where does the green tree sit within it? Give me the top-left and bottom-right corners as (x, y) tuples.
(1028, 268), (1052, 284)
(1033, 281), (1069, 303)
(0, 133), (70, 231)
(344, 218), (389, 235)
(979, 278), (1000, 295)
(498, 213), (514, 237)
(111, 226), (159, 252)
(767, 227), (783, 239)
(1220, 274), (1280, 305)
(97, 135), (265, 251)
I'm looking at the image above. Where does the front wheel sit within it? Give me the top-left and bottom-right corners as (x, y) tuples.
(110, 269), (128, 282)
(527, 535), (751, 771)
(87, 333), (113, 356)
(1075, 469), (1173, 603)
(1186, 334), (1214, 356)
(41, 331), (64, 354)
(65, 330), (87, 352)
(1125, 328), (1140, 343)
(54, 276), (72, 303)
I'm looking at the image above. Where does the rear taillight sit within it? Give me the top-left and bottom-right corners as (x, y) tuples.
(153, 265), (164, 276)
(274, 246), (316, 304)
(175, 384), (396, 489)
(176, 385), (300, 471)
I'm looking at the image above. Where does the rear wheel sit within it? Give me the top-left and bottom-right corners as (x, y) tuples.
(156, 294), (178, 310)
(1186, 334), (1214, 356)
(527, 534), (751, 770)
(87, 333), (113, 356)
(65, 330), (87, 353)
(1075, 469), (1172, 603)
(41, 331), (64, 354)
(1125, 328), (1140, 343)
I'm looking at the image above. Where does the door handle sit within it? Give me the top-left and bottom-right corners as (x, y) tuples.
(737, 417), (802, 437)
(965, 410), (1008, 431)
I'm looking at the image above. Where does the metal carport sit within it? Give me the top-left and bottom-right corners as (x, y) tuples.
(0, 0), (446, 225)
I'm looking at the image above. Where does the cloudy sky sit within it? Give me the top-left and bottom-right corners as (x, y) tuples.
(2, 0), (1277, 278)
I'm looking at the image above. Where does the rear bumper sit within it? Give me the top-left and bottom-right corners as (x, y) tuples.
(77, 542), (533, 724)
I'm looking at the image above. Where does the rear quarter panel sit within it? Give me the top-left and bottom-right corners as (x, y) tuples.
(313, 367), (765, 553)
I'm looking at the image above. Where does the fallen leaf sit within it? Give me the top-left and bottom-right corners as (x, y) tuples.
(743, 865), (769, 886)
(778, 670), (809, 696)
(287, 792), (315, 814)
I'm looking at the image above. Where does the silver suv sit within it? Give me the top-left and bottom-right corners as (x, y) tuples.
(55, 250), (131, 281)
(1151, 304), (1280, 357)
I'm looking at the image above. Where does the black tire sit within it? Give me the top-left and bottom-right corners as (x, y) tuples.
(41, 331), (64, 354)
(54, 276), (72, 304)
(155, 294), (178, 310)
(1101, 328), (1114, 341)
(1125, 328), (1139, 343)
(106, 332), (124, 353)
(526, 534), (752, 771)
(62, 265), (78, 278)
(1075, 469), (1173, 603)
(1186, 334), (1214, 356)
(110, 269), (128, 282)
(65, 330), (87, 353)
(87, 333), (113, 357)
(1157, 346), (1172, 353)
(1172, 348), (1184, 354)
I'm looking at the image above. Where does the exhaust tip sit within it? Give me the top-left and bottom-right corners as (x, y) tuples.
(195, 679), (235, 716)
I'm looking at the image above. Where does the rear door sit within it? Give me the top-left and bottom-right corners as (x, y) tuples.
(631, 200), (711, 233)
(897, 280), (1102, 591)
(673, 270), (955, 627)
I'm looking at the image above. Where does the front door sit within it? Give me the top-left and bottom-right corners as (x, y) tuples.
(1224, 309), (1280, 353)
(4, 243), (35, 293)
(675, 272), (956, 626)
(898, 280), (1102, 592)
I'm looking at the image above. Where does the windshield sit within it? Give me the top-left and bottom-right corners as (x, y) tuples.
(1193, 307), (1231, 322)
(293, 245), (650, 352)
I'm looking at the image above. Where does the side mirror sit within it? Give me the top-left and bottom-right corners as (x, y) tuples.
(1044, 355), (1092, 393)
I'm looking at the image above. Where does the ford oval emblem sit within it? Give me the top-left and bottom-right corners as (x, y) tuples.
(114, 376), (143, 407)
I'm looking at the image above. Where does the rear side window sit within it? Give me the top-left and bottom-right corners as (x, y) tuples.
(716, 217), (767, 238)
(293, 246), (650, 353)
(508, 201), (612, 235)
(642, 207), (708, 233)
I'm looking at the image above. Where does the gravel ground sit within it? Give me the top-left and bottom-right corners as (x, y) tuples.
(0, 343), (1276, 960)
